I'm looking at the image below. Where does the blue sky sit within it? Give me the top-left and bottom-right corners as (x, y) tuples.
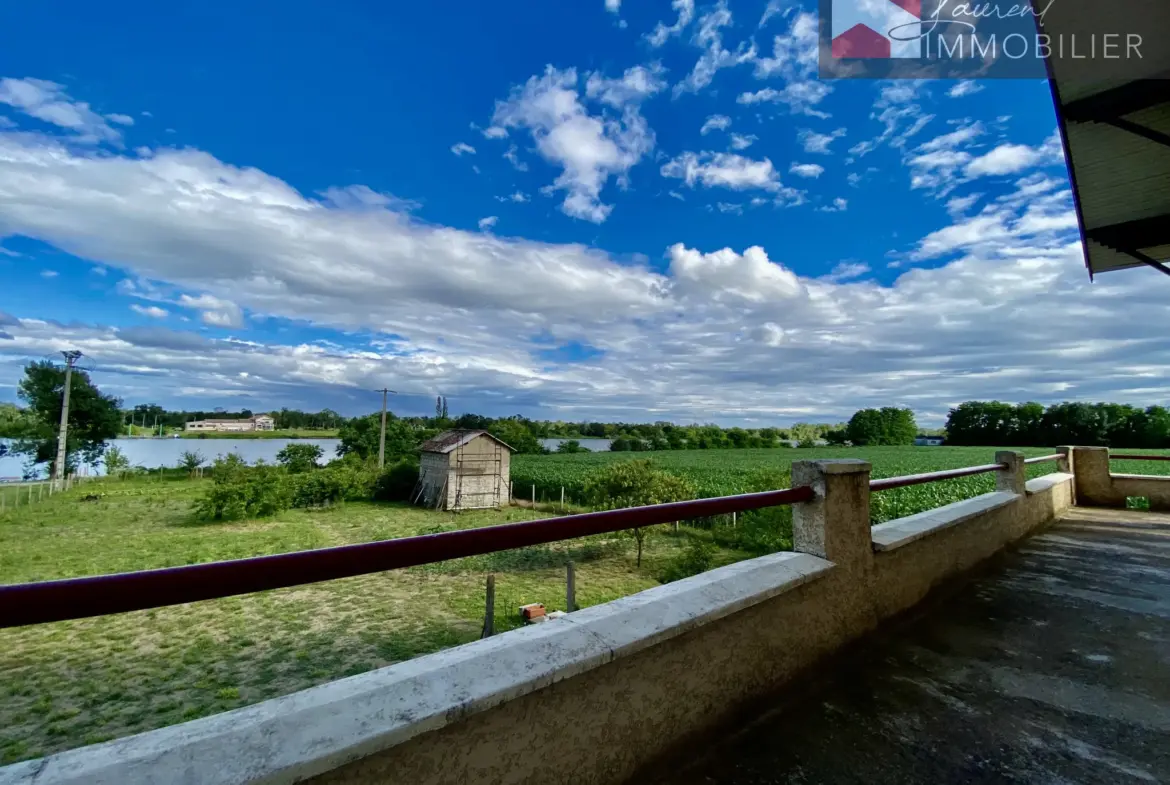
(0, 0), (1160, 426)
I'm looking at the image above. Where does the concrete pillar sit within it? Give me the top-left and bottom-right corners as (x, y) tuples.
(1071, 446), (1122, 508)
(1056, 445), (1073, 474)
(994, 451), (1026, 495)
(791, 460), (873, 574)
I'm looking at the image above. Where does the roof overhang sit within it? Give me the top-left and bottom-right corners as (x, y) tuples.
(1038, 0), (1170, 278)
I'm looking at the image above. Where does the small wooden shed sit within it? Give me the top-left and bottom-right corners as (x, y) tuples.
(416, 430), (514, 511)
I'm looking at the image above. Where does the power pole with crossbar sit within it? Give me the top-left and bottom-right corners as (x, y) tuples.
(375, 388), (397, 468)
(53, 350), (83, 488)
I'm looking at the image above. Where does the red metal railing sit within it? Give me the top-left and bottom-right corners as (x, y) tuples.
(1024, 454), (1063, 465)
(869, 463), (1003, 492)
(0, 486), (813, 629)
(1110, 454), (1170, 461)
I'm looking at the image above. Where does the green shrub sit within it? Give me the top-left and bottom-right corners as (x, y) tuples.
(177, 450), (205, 475)
(289, 463), (376, 508)
(276, 443), (324, 473)
(373, 459), (420, 502)
(659, 539), (717, 583)
(195, 459), (291, 520)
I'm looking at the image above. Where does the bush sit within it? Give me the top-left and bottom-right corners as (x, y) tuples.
(195, 459), (291, 520)
(659, 539), (717, 583)
(555, 439), (588, 454)
(373, 458), (420, 502)
(276, 443), (324, 473)
(178, 450), (205, 475)
(103, 445), (130, 476)
(289, 463), (376, 508)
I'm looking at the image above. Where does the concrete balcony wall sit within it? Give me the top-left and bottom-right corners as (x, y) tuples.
(1073, 445), (1170, 511)
(0, 456), (1077, 785)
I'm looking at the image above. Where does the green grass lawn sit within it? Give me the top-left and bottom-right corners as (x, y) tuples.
(0, 477), (731, 764)
(0, 445), (1119, 764)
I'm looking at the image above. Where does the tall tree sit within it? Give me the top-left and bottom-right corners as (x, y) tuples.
(14, 361), (122, 474)
(338, 413), (418, 461)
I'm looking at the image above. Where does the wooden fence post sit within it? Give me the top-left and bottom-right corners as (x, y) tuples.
(38, 484), (43, 502)
(28, 485), (33, 504)
(481, 574), (496, 639)
(531, 484), (535, 507)
(566, 561), (576, 612)
(560, 486), (565, 511)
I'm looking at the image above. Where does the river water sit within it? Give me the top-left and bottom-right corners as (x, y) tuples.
(0, 436), (613, 479)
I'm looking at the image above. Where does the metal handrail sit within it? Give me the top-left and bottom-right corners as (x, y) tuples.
(869, 463), (1003, 492)
(0, 485), (814, 628)
(1110, 454), (1170, 461)
(1023, 454), (1063, 465)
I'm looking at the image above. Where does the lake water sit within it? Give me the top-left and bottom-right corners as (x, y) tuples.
(0, 436), (613, 478)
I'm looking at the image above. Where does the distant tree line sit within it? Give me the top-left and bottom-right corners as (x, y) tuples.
(945, 401), (1170, 448)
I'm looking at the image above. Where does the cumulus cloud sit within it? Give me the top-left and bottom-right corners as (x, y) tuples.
(646, 0), (695, 47)
(798, 128), (846, 153)
(0, 81), (1160, 426)
(948, 81), (984, 97)
(130, 304), (169, 319)
(673, 1), (756, 96)
(478, 216), (498, 230)
(700, 114), (731, 135)
(661, 151), (784, 192)
(492, 66), (654, 223)
(584, 63), (667, 108)
(450, 142), (476, 156)
(0, 77), (124, 144)
(789, 162), (824, 178)
(729, 133), (757, 150)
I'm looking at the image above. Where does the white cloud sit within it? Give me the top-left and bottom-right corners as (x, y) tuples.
(819, 197), (848, 212)
(106, 113), (134, 126)
(758, 0), (787, 28)
(179, 294), (245, 328)
(821, 261), (869, 282)
(700, 114), (731, 135)
(450, 142), (476, 156)
(646, 0), (695, 47)
(661, 151), (783, 192)
(738, 83), (831, 117)
(1, 82), (1154, 426)
(503, 144), (528, 171)
(605, 0), (621, 13)
(753, 12), (818, 79)
(668, 190), (685, 201)
(669, 243), (803, 301)
(584, 63), (667, 108)
(729, 133), (757, 150)
(131, 304), (168, 319)
(673, 1), (756, 96)
(492, 66), (654, 223)
(478, 216), (498, 231)
(715, 202), (744, 215)
(497, 191), (530, 203)
(789, 162), (824, 178)
(965, 143), (1040, 177)
(0, 77), (123, 144)
(948, 81), (984, 98)
(40, 269), (58, 278)
(481, 125), (508, 139)
(798, 128), (846, 154)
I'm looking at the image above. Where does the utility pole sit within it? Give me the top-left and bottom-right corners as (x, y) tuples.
(375, 388), (397, 468)
(53, 350), (83, 489)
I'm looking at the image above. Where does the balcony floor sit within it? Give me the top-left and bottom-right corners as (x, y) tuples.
(659, 508), (1170, 785)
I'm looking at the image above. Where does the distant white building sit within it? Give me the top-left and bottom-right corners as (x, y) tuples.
(185, 414), (276, 433)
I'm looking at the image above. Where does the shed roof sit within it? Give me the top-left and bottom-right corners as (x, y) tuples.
(419, 430), (515, 454)
(1039, 1), (1170, 278)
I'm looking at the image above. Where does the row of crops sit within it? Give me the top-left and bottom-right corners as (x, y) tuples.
(511, 446), (1092, 525)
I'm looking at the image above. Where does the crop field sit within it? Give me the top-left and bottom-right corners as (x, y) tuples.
(514, 445), (1064, 523)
